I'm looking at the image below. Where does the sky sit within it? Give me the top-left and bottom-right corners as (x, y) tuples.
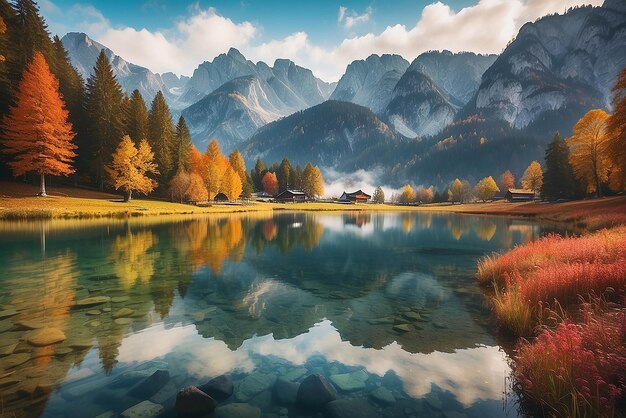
(40, 0), (603, 81)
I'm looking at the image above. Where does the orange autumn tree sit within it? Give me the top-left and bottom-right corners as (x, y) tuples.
(1, 51), (76, 196)
(105, 135), (158, 201)
(262, 171), (279, 195)
(203, 139), (229, 199)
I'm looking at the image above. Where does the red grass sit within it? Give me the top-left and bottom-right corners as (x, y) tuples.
(515, 309), (626, 417)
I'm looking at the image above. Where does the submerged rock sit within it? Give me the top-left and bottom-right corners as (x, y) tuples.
(121, 400), (164, 418)
(74, 296), (111, 308)
(4, 353), (30, 369)
(112, 308), (135, 319)
(296, 374), (338, 409)
(235, 372), (277, 402)
(370, 387), (395, 405)
(129, 369), (169, 399)
(329, 370), (368, 392)
(216, 403), (261, 418)
(274, 377), (299, 404)
(392, 324), (412, 333)
(26, 327), (66, 346)
(326, 399), (379, 418)
(199, 374), (233, 402)
(176, 386), (217, 417)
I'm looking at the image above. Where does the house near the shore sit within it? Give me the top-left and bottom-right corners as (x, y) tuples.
(505, 188), (535, 202)
(275, 189), (306, 203)
(339, 190), (371, 203)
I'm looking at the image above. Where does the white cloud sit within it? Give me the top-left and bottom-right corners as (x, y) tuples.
(338, 6), (373, 29)
(42, 0), (604, 81)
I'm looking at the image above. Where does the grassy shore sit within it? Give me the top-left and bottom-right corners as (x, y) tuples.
(2, 181), (626, 223)
(476, 198), (626, 416)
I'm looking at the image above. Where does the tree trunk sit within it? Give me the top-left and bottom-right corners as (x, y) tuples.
(39, 173), (47, 197)
(124, 189), (132, 202)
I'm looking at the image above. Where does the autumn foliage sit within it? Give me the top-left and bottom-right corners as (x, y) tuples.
(105, 135), (158, 201)
(262, 171), (279, 196)
(1, 51), (76, 195)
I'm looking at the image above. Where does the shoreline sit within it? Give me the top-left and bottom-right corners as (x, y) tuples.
(2, 182), (625, 228)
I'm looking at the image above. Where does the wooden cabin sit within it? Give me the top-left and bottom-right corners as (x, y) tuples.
(505, 188), (535, 202)
(275, 189), (306, 203)
(214, 192), (229, 203)
(339, 190), (371, 203)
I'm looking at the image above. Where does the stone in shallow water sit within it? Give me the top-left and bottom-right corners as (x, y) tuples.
(112, 308), (135, 319)
(175, 386), (217, 417)
(114, 318), (132, 325)
(111, 296), (130, 303)
(149, 381), (178, 405)
(392, 324), (412, 333)
(235, 372), (277, 402)
(121, 400), (164, 418)
(199, 374), (233, 402)
(74, 296), (111, 308)
(0, 342), (17, 356)
(0, 310), (18, 320)
(129, 369), (169, 399)
(216, 403), (261, 418)
(296, 374), (338, 409)
(13, 320), (44, 330)
(402, 312), (421, 321)
(4, 353), (30, 369)
(86, 310), (102, 316)
(64, 367), (94, 383)
(370, 387), (395, 405)
(93, 412), (116, 418)
(326, 399), (379, 418)
(329, 370), (369, 392)
(54, 347), (73, 357)
(27, 327), (66, 346)
(282, 367), (307, 382)
(274, 377), (299, 404)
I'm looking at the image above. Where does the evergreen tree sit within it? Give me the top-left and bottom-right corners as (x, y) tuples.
(9, 0), (54, 84)
(1, 52), (75, 195)
(253, 158), (266, 191)
(541, 133), (578, 201)
(85, 50), (125, 187)
(372, 186), (385, 204)
(173, 116), (192, 173)
(277, 158), (292, 192)
(124, 89), (148, 143)
(293, 165), (303, 190)
(147, 90), (175, 182)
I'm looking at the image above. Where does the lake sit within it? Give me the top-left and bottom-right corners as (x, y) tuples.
(0, 212), (561, 418)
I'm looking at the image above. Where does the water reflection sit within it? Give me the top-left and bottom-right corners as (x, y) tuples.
(0, 212), (557, 418)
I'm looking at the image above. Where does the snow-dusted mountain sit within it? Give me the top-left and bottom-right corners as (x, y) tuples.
(180, 48), (335, 152)
(330, 54), (409, 113)
(61, 32), (188, 108)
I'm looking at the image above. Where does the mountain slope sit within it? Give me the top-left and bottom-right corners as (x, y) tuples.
(181, 76), (287, 151)
(241, 100), (407, 169)
(385, 71), (456, 138)
(330, 54), (409, 113)
(180, 49), (335, 151)
(468, 1), (626, 128)
(61, 32), (188, 108)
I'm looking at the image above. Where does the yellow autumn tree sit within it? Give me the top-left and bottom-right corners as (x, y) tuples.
(1, 51), (76, 196)
(521, 161), (543, 192)
(474, 176), (500, 202)
(418, 185), (434, 203)
(168, 168), (191, 203)
(186, 172), (208, 202)
(499, 170), (515, 191)
(567, 109), (611, 196)
(399, 184), (416, 203)
(448, 178), (471, 203)
(105, 136), (158, 201)
(228, 149), (247, 186)
(220, 165), (243, 201)
(203, 139), (229, 199)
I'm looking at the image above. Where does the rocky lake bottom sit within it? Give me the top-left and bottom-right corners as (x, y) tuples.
(0, 212), (564, 417)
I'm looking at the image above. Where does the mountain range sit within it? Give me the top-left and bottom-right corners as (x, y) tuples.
(62, 0), (626, 188)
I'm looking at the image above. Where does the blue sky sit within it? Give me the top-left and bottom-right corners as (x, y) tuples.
(40, 0), (602, 81)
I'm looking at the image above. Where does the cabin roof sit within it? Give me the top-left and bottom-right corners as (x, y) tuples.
(506, 188), (534, 195)
(276, 189), (306, 197)
(342, 189), (372, 198)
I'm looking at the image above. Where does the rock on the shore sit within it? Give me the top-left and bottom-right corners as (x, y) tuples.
(296, 374), (338, 409)
(175, 386), (218, 417)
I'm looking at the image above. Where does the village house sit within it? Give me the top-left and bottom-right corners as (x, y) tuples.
(339, 190), (371, 203)
(505, 188), (535, 202)
(275, 189), (307, 203)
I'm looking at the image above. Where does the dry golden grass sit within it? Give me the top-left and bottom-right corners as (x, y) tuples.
(2, 181), (626, 222)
